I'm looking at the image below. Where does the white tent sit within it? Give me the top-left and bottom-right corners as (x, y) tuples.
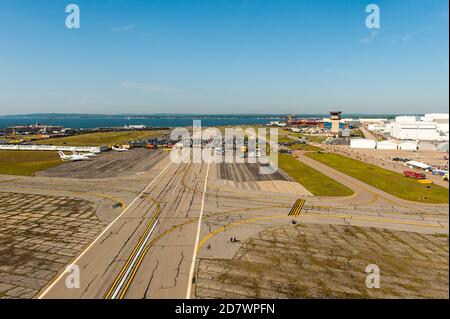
(405, 160), (432, 170)
(398, 141), (417, 151)
(350, 139), (377, 149)
(417, 141), (437, 151)
(376, 140), (398, 150)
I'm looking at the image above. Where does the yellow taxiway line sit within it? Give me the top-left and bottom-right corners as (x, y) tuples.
(105, 161), (191, 299)
(104, 198), (161, 299)
(196, 212), (448, 252)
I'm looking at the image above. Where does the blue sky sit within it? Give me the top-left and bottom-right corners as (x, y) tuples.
(0, 0), (448, 114)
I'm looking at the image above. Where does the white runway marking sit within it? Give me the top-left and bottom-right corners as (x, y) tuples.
(186, 152), (211, 299)
(110, 220), (159, 299)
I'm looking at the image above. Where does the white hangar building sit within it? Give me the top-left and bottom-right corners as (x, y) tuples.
(390, 114), (449, 141)
(350, 138), (377, 149)
(376, 140), (399, 150)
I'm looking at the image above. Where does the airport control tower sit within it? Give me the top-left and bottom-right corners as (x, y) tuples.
(330, 111), (342, 136)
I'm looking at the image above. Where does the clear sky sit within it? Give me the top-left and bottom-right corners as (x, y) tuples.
(0, 0), (448, 115)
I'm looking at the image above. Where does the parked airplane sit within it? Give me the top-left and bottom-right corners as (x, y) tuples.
(112, 146), (129, 152)
(58, 151), (90, 162)
(72, 151), (97, 157)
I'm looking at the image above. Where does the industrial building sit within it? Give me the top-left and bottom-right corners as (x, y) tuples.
(282, 112), (367, 135)
(421, 113), (449, 133)
(389, 114), (449, 141)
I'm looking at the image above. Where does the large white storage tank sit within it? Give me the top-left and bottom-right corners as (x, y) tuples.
(376, 140), (398, 150)
(350, 139), (377, 149)
(398, 141), (417, 151)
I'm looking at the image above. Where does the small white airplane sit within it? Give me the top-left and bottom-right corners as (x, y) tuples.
(58, 151), (90, 162)
(112, 146), (129, 152)
(72, 151), (97, 157)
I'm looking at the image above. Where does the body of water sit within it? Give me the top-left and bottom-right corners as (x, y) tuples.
(0, 114), (398, 129)
(0, 115), (285, 129)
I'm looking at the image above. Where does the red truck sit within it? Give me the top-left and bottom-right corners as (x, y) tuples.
(403, 170), (426, 180)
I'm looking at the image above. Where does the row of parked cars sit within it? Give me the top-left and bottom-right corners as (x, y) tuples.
(392, 157), (411, 162)
(126, 138), (179, 149)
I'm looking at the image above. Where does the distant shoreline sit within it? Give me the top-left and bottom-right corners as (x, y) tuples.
(0, 113), (414, 118)
(0, 113), (433, 130)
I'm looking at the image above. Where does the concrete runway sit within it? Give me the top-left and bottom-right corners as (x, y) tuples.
(0, 148), (448, 299)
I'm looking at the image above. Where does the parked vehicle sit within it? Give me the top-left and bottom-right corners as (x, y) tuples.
(403, 170), (426, 180)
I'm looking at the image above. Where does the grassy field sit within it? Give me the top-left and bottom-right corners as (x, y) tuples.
(0, 151), (64, 176)
(278, 154), (354, 196)
(289, 143), (321, 151)
(32, 130), (168, 146)
(278, 136), (295, 143)
(306, 152), (449, 204)
(303, 134), (327, 143)
(5, 134), (44, 142)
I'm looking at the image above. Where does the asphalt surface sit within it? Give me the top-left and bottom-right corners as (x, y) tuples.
(0, 148), (448, 299)
(34, 157), (207, 298)
(219, 162), (288, 182)
(37, 149), (167, 179)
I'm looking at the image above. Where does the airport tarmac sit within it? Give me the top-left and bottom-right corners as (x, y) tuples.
(37, 149), (167, 179)
(218, 162), (290, 182)
(195, 223), (449, 298)
(0, 148), (448, 299)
